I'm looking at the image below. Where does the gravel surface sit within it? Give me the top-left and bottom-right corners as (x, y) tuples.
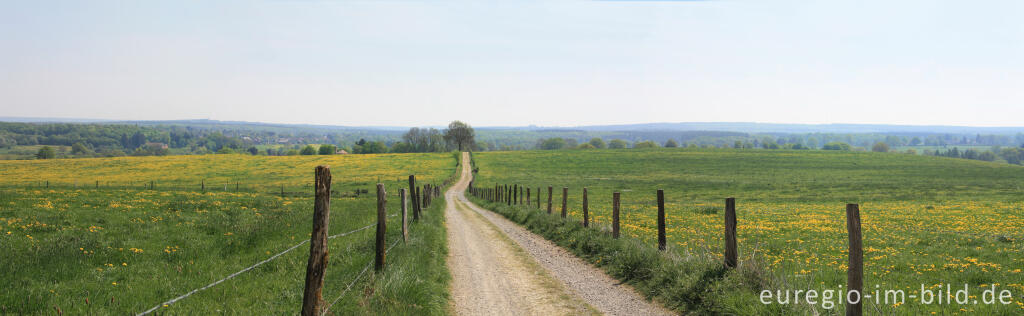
(447, 153), (674, 316)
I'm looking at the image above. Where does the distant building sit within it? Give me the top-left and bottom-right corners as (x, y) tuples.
(336, 149), (349, 155)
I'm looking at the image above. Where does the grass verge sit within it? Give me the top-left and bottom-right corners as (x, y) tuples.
(467, 196), (796, 315)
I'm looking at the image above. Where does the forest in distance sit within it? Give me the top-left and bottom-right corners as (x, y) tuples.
(3, 120), (1024, 165)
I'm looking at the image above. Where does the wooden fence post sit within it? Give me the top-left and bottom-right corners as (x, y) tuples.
(657, 189), (666, 251)
(561, 187), (568, 218)
(375, 184), (387, 272)
(96, 180), (99, 189)
(613, 192), (620, 238)
(537, 187), (541, 208)
(301, 166), (331, 316)
(582, 188), (589, 227)
(507, 185), (511, 206)
(547, 186), (553, 214)
(409, 175), (419, 221)
(416, 187), (423, 214)
(846, 204), (863, 316)
(515, 185), (519, 205)
(724, 197), (737, 268)
(526, 188), (531, 206)
(201, 180), (205, 192)
(401, 188), (408, 243)
(513, 184), (518, 205)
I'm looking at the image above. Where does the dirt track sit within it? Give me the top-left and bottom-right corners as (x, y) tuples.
(446, 152), (672, 315)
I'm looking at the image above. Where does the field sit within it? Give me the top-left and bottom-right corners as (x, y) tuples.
(0, 153), (458, 314)
(469, 149), (1024, 314)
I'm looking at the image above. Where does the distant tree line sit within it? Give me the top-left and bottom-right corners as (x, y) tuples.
(8, 121), (1024, 166)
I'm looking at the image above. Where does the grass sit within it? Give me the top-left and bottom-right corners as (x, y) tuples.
(0, 152), (456, 193)
(468, 197), (794, 314)
(469, 148), (1024, 314)
(0, 152), (458, 314)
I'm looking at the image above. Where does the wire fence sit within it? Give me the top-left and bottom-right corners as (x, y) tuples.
(136, 213), (402, 316)
(324, 238), (402, 314)
(1, 179), (437, 199)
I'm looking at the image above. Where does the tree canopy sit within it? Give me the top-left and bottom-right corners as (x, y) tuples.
(443, 121), (475, 151)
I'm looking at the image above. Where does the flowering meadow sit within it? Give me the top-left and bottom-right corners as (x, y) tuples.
(471, 149), (1024, 314)
(0, 152), (457, 314)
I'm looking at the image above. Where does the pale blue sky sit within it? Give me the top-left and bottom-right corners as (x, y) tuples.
(1, 1), (1022, 127)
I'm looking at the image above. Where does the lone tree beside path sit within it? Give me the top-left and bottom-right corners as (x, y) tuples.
(444, 121), (476, 151)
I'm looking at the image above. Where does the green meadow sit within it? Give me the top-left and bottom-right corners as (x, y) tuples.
(469, 148), (1024, 314)
(0, 153), (458, 315)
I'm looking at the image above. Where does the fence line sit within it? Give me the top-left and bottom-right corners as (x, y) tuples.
(136, 239), (310, 316)
(137, 216), (395, 316)
(323, 238), (402, 314)
(137, 176), (441, 315)
(469, 180), (872, 315)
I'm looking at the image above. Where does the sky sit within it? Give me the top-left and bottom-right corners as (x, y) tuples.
(1, 0), (1022, 127)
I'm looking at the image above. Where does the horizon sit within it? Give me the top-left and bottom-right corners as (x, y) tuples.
(2, 1), (1023, 127)
(6, 116), (1024, 131)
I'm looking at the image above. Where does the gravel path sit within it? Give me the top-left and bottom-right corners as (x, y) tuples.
(447, 152), (673, 316)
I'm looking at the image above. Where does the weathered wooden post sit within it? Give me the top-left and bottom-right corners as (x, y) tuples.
(409, 175), (419, 221)
(724, 197), (737, 268)
(401, 188), (408, 243)
(150, 180), (154, 190)
(416, 187), (423, 213)
(612, 192), (620, 238)
(561, 187), (568, 218)
(657, 189), (666, 251)
(375, 184), (387, 272)
(526, 188), (531, 206)
(201, 180), (205, 192)
(96, 180), (99, 189)
(513, 184), (518, 205)
(507, 185), (511, 206)
(519, 186), (523, 205)
(582, 188), (589, 227)
(301, 166), (331, 316)
(537, 187), (541, 208)
(235, 182), (239, 192)
(547, 186), (553, 214)
(846, 204), (863, 316)
(417, 186), (425, 210)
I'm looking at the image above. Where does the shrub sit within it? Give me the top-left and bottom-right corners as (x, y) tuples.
(318, 144), (337, 155)
(633, 141), (658, 149)
(608, 139), (629, 149)
(539, 138), (568, 150)
(822, 142), (851, 151)
(36, 146), (56, 159)
(300, 145), (317, 155)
